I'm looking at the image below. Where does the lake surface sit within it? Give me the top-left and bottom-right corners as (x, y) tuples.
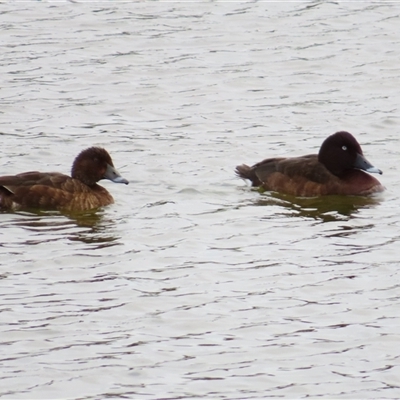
(1, 2), (400, 399)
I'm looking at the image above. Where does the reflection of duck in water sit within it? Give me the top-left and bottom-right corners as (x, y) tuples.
(0, 147), (128, 212)
(236, 131), (384, 197)
(253, 192), (382, 222)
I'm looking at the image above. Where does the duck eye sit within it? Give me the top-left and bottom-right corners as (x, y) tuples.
(342, 145), (347, 151)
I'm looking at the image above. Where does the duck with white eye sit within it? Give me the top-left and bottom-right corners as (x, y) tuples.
(236, 131), (384, 197)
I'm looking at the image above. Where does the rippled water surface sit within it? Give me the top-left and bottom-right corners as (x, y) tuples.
(1, 2), (400, 399)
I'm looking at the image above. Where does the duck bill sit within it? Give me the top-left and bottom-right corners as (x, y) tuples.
(104, 164), (129, 184)
(354, 153), (382, 175)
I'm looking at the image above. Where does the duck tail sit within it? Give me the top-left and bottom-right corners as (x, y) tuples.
(235, 164), (261, 186)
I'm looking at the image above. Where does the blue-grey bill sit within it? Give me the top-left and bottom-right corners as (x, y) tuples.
(104, 164), (129, 184)
(354, 153), (382, 175)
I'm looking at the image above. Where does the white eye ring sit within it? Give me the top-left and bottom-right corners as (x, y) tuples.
(342, 145), (347, 151)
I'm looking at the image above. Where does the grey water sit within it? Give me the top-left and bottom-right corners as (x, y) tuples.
(1, 2), (400, 399)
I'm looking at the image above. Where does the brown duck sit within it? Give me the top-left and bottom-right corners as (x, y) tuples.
(0, 147), (128, 212)
(236, 131), (384, 197)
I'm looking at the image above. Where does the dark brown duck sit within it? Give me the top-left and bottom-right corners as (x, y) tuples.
(236, 131), (384, 197)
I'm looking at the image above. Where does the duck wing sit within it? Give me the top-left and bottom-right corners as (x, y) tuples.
(254, 155), (333, 185)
